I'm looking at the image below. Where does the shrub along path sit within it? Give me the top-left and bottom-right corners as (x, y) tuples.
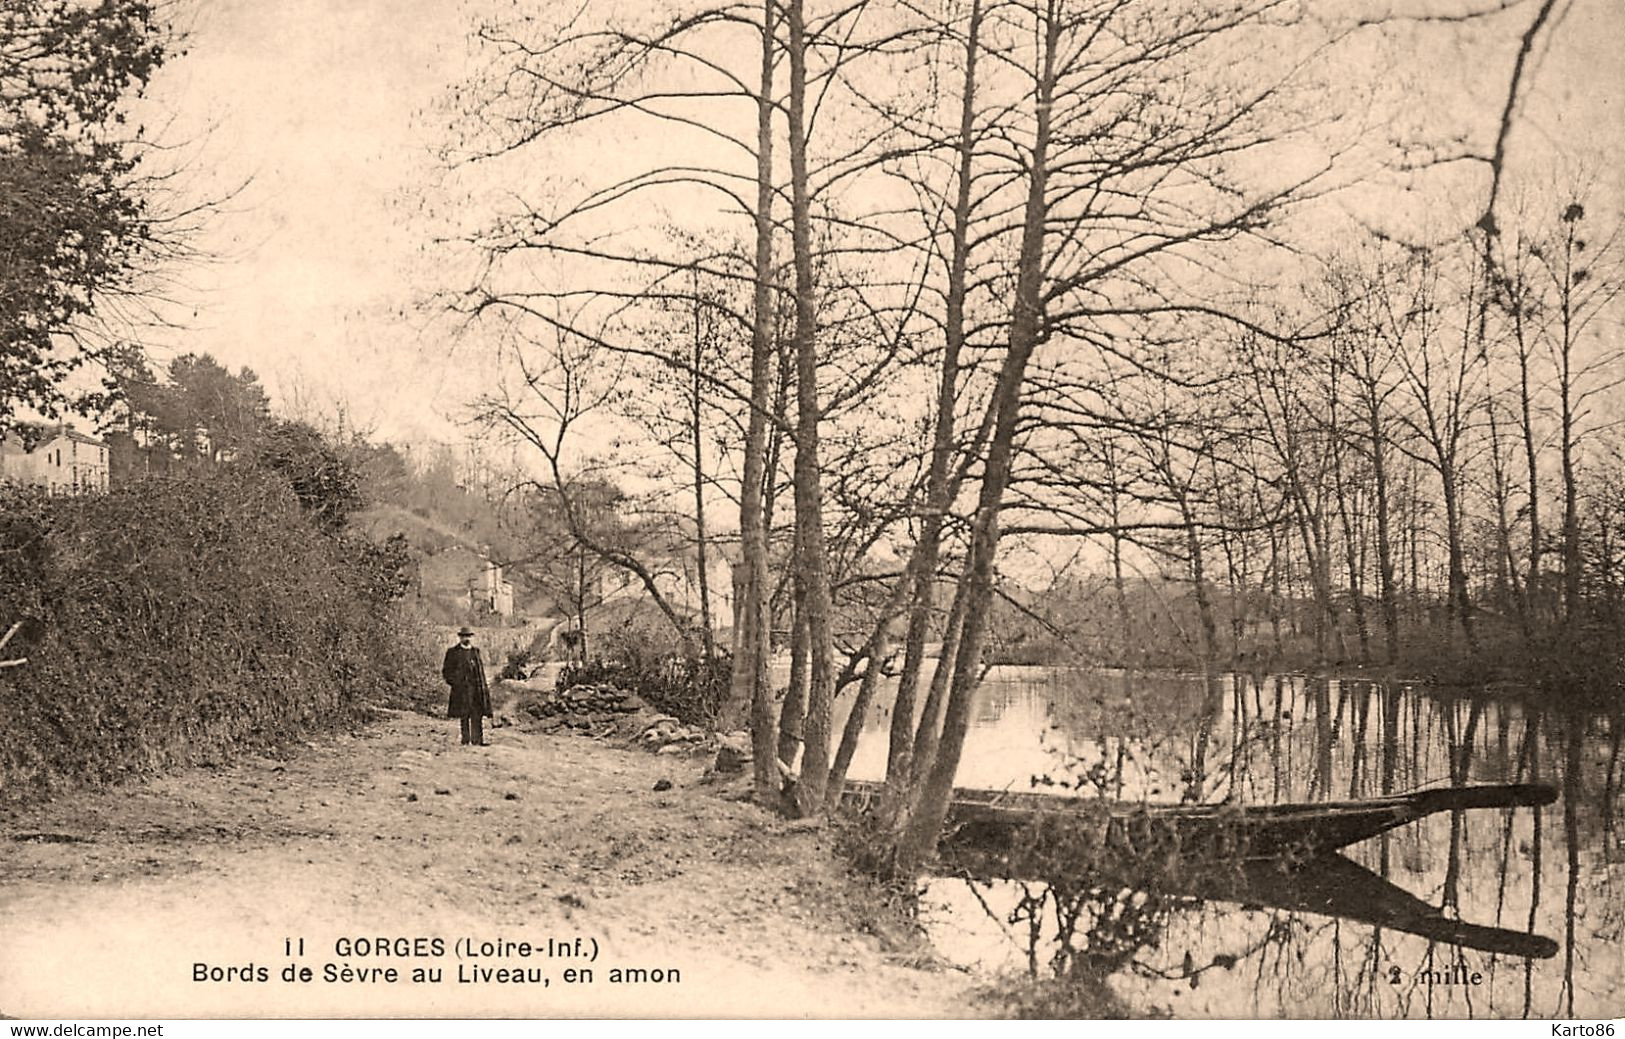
(0, 708), (974, 1018)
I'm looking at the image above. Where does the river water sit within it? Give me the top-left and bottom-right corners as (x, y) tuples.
(835, 667), (1624, 1019)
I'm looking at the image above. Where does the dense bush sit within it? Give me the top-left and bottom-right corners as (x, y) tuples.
(247, 420), (363, 531)
(499, 647), (533, 680)
(0, 468), (436, 802)
(557, 647), (730, 727)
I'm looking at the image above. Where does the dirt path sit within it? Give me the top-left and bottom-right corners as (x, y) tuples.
(0, 709), (977, 1019)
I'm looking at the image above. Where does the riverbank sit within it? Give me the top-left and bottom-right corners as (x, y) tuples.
(0, 707), (979, 1018)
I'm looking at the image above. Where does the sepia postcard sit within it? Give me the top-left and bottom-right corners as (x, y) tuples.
(1, 0), (1621, 1025)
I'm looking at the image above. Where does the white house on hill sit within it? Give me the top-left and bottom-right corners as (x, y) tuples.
(0, 426), (110, 495)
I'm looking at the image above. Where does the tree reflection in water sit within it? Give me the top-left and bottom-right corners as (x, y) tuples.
(919, 672), (1621, 1018)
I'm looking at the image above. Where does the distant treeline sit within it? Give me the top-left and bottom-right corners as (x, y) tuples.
(106, 349), (546, 569)
(988, 572), (1625, 701)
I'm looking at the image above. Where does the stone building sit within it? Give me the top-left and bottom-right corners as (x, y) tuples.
(467, 551), (515, 617)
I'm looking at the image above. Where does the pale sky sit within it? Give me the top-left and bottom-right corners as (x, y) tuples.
(139, 0), (485, 444)
(133, 0), (1623, 448)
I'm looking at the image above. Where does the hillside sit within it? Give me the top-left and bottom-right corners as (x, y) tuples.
(352, 504), (549, 624)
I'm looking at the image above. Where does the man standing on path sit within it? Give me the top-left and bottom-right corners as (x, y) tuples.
(443, 626), (492, 746)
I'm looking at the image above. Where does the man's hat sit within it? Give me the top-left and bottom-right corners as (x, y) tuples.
(457, 626), (475, 637)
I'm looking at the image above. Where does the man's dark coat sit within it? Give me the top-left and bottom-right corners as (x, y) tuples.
(442, 644), (493, 719)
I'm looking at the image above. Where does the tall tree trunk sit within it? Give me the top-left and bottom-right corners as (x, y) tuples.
(895, 5), (1058, 874)
(1514, 302), (1542, 625)
(1173, 468), (1218, 670)
(1209, 452), (1245, 662)
(907, 566), (971, 790)
(1363, 392), (1400, 663)
(1288, 488), (1333, 661)
(1259, 360), (1333, 661)
(778, 576), (809, 768)
(1329, 371), (1371, 662)
(691, 304), (715, 659)
(1441, 462), (1477, 650)
(576, 547), (589, 663)
(734, 0), (779, 802)
(1112, 525), (1130, 661)
(884, 0), (983, 796)
(1105, 440), (1134, 661)
(786, 0), (837, 815)
(1266, 508), (1284, 655)
(1488, 402), (1529, 636)
(1174, 472), (1221, 801)
(1558, 231), (1581, 626)
(828, 592), (910, 810)
(1407, 465), (1420, 604)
